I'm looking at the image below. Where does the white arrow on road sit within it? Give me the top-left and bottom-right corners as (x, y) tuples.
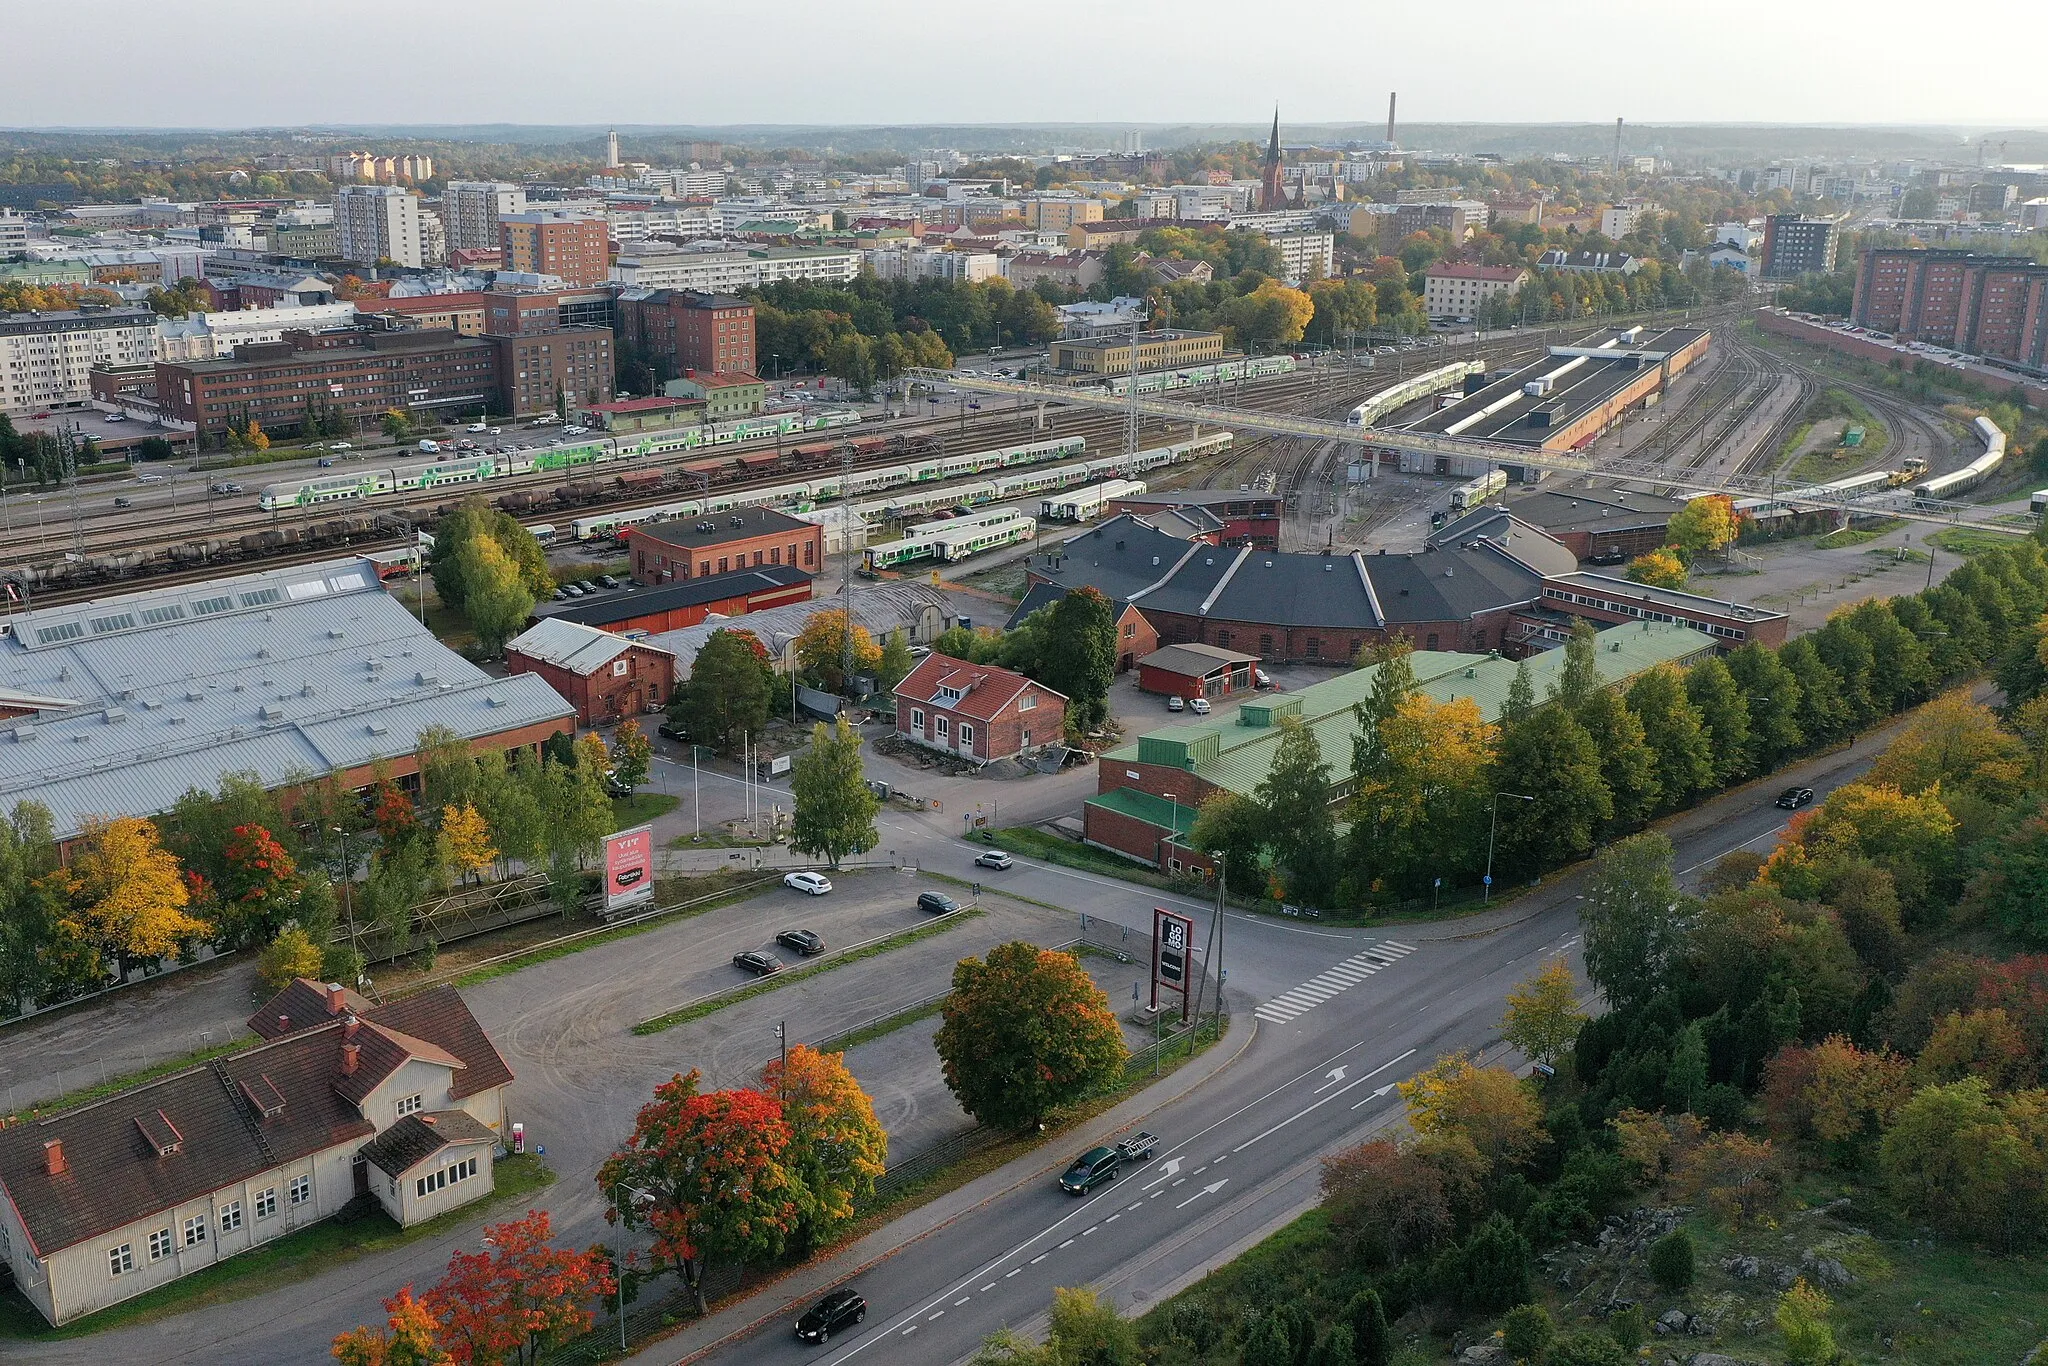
(1142, 1157), (1184, 1189)
(1313, 1065), (1347, 1093)
(1175, 1179), (1227, 1210)
(1350, 1083), (1398, 1110)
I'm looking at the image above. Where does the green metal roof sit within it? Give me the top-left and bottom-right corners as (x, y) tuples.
(1102, 622), (1714, 800)
(1086, 787), (1201, 839)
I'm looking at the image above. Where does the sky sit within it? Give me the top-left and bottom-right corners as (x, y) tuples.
(6, 0), (2047, 130)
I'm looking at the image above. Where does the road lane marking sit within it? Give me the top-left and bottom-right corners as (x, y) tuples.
(1126, 1201), (1142, 1210)
(1176, 1179), (1228, 1209)
(1006, 1269), (1021, 1278)
(928, 1311), (944, 1321)
(902, 1326), (916, 1336)
(956, 1296), (971, 1305)
(1030, 1254), (1047, 1264)
(980, 1283), (996, 1292)
(1083, 1227), (1096, 1236)
(1058, 1238), (1075, 1248)
(1142, 1156), (1184, 1188)
(1350, 1083), (1398, 1110)
(1233, 1049), (1417, 1153)
(1256, 941), (1416, 1022)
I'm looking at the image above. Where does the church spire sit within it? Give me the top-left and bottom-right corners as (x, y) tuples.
(1260, 106), (1285, 211)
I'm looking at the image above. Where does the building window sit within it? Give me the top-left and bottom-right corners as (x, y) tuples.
(219, 1200), (243, 1233)
(289, 1175), (311, 1206)
(1259, 634), (1273, 653)
(1122, 621), (1135, 638)
(147, 1227), (172, 1262)
(910, 708), (924, 730)
(396, 1094), (423, 1119)
(183, 1214), (208, 1248)
(1425, 633), (1439, 650)
(255, 1188), (277, 1220)
(804, 542), (816, 566)
(958, 723), (974, 748)
(1305, 637), (1321, 658)
(108, 1243), (135, 1276)
(1019, 693), (1036, 711)
(936, 716), (950, 738)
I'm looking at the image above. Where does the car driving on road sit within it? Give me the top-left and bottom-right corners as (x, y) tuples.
(1058, 1132), (1158, 1194)
(776, 928), (825, 956)
(785, 871), (832, 895)
(1775, 786), (1816, 810)
(974, 850), (1013, 870)
(794, 1288), (866, 1343)
(732, 950), (783, 976)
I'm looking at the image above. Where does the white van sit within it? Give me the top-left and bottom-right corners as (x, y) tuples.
(418, 439), (441, 454)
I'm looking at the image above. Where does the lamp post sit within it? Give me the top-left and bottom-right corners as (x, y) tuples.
(1484, 792), (1535, 904)
(612, 1181), (654, 1351)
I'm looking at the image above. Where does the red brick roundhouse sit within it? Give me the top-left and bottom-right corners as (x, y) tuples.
(894, 653), (1068, 764)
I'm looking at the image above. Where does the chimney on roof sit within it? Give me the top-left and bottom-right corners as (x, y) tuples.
(325, 983), (346, 1015)
(277, 1014), (290, 1033)
(341, 1043), (360, 1076)
(343, 1014), (360, 1041)
(44, 1139), (65, 1176)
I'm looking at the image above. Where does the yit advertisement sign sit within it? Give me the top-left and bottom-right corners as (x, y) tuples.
(603, 825), (655, 913)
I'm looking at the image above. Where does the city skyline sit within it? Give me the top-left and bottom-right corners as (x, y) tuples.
(6, 0), (2046, 130)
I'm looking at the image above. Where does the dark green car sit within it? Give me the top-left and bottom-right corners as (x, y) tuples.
(1060, 1146), (1121, 1195)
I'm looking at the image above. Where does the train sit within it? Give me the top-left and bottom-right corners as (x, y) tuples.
(1912, 416), (2007, 502)
(1449, 470), (1508, 510)
(258, 406), (862, 510)
(1101, 355), (1296, 397)
(865, 507), (1038, 571)
(1042, 478), (1147, 522)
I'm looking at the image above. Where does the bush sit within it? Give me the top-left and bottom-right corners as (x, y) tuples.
(1549, 1330), (1628, 1366)
(1501, 1303), (1556, 1362)
(256, 925), (322, 993)
(1606, 1304), (1646, 1353)
(1649, 1227), (1697, 1292)
(1344, 1289), (1391, 1366)
(1453, 1212), (1532, 1312)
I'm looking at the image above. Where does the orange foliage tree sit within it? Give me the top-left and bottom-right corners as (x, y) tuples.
(935, 942), (1128, 1131)
(761, 1044), (887, 1250)
(419, 1211), (612, 1366)
(1396, 1052), (1547, 1170)
(1761, 1036), (1910, 1170)
(330, 1285), (446, 1365)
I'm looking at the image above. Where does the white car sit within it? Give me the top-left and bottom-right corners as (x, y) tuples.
(1190, 696), (1212, 715)
(785, 871), (833, 896)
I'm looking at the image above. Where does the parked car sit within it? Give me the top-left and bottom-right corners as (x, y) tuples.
(576, 579), (599, 594)
(561, 583), (586, 597)
(1166, 695), (1185, 713)
(658, 721), (686, 741)
(917, 891), (960, 916)
(974, 850), (1013, 870)
(101, 411), (125, 423)
(551, 588), (569, 602)
(1189, 697), (1212, 715)
(596, 573), (620, 589)
(776, 928), (825, 956)
(466, 422), (489, 433)
(785, 871), (832, 896)
(1775, 787), (1816, 810)
(1253, 669), (1273, 690)
(1587, 550), (1627, 567)
(794, 1289), (866, 1344)
(330, 441), (353, 451)
(733, 950), (783, 977)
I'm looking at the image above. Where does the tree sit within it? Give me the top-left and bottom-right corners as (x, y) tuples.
(789, 718), (879, 869)
(1579, 832), (1691, 1013)
(1666, 494), (1737, 558)
(1255, 717), (1338, 905)
(257, 923), (324, 993)
(597, 1072), (801, 1314)
(65, 816), (207, 974)
(331, 1285), (448, 1365)
(1189, 791), (1265, 886)
(1452, 1212), (1533, 1311)
(608, 719), (653, 790)
(793, 609), (882, 693)
(1345, 1289), (1392, 1366)
(935, 942), (1127, 1130)
(419, 1211), (612, 1366)
(1625, 547), (1687, 589)
(382, 409), (414, 441)
(760, 1045), (888, 1250)
(1775, 1279), (1837, 1366)
(1672, 1132), (1781, 1228)
(1321, 1139), (1455, 1268)
(1649, 1228), (1696, 1292)
(1501, 959), (1586, 1068)
(1763, 1035), (1909, 1169)
(438, 804), (496, 887)
(671, 629), (772, 756)
(1489, 703), (1610, 876)
(1667, 1021), (1710, 1112)
(429, 497), (553, 608)
(1971, 811), (2048, 944)
(1871, 688), (2026, 800)
(208, 822), (309, 950)
(1038, 586), (1116, 734)
(1043, 1287), (1139, 1366)
(1627, 666), (1713, 811)
(1684, 656), (1753, 787)
(1396, 1053), (1546, 1169)
(1724, 642), (1804, 774)
(1217, 282), (1314, 350)
(1348, 690), (1492, 896)
(453, 533), (534, 657)
(1548, 1332), (1628, 1366)
(877, 628), (916, 692)
(1577, 687), (1659, 828)
(1548, 619), (1603, 713)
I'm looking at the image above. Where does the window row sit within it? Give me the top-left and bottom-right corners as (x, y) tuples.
(416, 1155), (481, 1199)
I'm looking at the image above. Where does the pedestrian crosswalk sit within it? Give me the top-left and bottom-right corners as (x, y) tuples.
(1254, 940), (1418, 1023)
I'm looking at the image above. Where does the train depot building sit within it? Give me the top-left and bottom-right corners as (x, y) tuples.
(505, 618), (676, 726)
(1085, 622), (1716, 872)
(533, 564), (813, 636)
(0, 558), (573, 845)
(622, 506), (823, 585)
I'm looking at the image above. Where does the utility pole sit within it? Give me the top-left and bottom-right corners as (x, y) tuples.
(840, 439), (856, 693)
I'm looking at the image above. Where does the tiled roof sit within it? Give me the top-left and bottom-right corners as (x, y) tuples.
(250, 980), (515, 1102)
(894, 652), (1064, 723)
(246, 979), (371, 1039)
(358, 1110), (498, 1178)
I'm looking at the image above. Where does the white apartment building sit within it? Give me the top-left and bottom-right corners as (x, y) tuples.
(1168, 184), (1256, 220)
(1268, 232), (1335, 285)
(1421, 263), (1529, 319)
(334, 186), (443, 268)
(155, 302), (360, 362)
(607, 206), (718, 243)
(711, 199), (826, 232)
(610, 246), (861, 291)
(441, 182), (527, 253)
(863, 246), (1000, 284)
(0, 307), (159, 416)
(1599, 200), (1661, 239)
(0, 210), (28, 253)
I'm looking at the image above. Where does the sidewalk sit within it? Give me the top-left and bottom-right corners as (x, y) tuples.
(621, 1002), (1262, 1366)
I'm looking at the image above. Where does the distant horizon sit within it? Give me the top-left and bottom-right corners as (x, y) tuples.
(5, 120), (2045, 137)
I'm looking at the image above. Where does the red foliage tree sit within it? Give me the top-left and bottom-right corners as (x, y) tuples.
(370, 781), (418, 846)
(420, 1210), (612, 1366)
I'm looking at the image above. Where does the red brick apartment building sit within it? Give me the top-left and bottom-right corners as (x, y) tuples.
(1850, 248), (2048, 369)
(616, 290), (758, 381)
(498, 213), (611, 288)
(623, 507), (822, 585)
(893, 654), (1068, 764)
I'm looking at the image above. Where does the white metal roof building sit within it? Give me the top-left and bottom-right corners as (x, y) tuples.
(0, 559), (574, 840)
(506, 617), (668, 675)
(647, 582), (963, 679)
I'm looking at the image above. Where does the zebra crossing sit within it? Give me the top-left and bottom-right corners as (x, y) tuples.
(1254, 940), (1418, 1024)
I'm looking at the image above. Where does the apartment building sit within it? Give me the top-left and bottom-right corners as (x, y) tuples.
(1422, 263), (1530, 318)
(615, 290), (756, 379)
(0, 306), (159, 416)
(864, 245), (1000, 284)
(1019, 197), (1105, 233)
(1269, 231), (1334, 285)
(0, 210), (29, 253)
(153, 302), (360, 362)
(608, 246), (859, 292)
(1761, 215), (1839, 279)
(335, 186), (443, 268)
(441, 181), (527, 253)
(498, 212), (610, 288)
(1851, 248), (2048, 369)
(327, 153), (434, 182)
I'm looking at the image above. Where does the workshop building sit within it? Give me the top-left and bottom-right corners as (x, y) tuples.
(534, 565), (814, 636)
(623, 507), (823, 585)
(1136, 643), (1260, 700)
(505, 618), (676, 726)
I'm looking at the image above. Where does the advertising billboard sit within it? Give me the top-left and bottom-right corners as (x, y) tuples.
(603, 825), (655, 914)
(1152, 907), (1196, 1021)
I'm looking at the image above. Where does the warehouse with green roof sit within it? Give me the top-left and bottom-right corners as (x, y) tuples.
(1082, 620), (1715, 871)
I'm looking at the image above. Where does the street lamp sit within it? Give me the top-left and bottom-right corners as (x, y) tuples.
(611, 1181), (655, 1351)
(1483, 792), (1535, 904)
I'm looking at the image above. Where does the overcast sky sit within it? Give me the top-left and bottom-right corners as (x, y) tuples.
(7, 0), (2045, 130)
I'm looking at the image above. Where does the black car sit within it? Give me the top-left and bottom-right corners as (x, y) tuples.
(1775, 786), (1816, 810)
(794, 1288), (866, 1343)
(776, 928), (825, 956)
(1059, 1146), (1121, 1195)
(733, 950), (783, 976)
(1587, 549), (1628, 567)
(917, 891), (960, 916)
(596, 573), (620, 589)
(658, 721), (686, 741)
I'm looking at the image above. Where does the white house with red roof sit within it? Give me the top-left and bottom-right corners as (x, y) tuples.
(893, 653), (1068, 764)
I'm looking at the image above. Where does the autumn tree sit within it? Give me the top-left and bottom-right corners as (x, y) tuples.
(258, 923), (325, 993)
(1684, 655), (1753, 787)
(608, 719), (653, 790)
(331, 1286), (448, 1365)
(438, 804), (496, 887)
(789, 718), (879, 870)
(420, 1211), (612, 1366)
(1396, 1053), (1546, 1169)
(794, 608), (883, 694)
(1320, 1138), (1456, 1268)
(761, 1045), (888, 1251)
(1666, 494), (1737, 558)
(1776, 1278), (1837, 1366)
(65, 816), (207, 975)
(454, 533), (535, 657)
(936, 942), (1128, 1131)
(597, 1072), (801, 1314)
(205, 822), (315, 950)
(429, 496), (552, 606)
(1673, 1132), (1782, 1227)
(1625, 547), (1687, 589)
(1870, 688), (2027, 801)
(1347, 691), (1492, 895)
(670, 629), (772, 756)
(1218, 281), (1314, 350)
(1502, 959), (1586, 1068)
(1488, 702), (1610, 877)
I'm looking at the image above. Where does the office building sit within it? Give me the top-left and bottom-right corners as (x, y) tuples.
(623, 506), (823, 585)
(441, 181), (528, 253)
(498, 212), (610, 288)
(615, 290), (756, 380)
(1761, 215), (1839, 279)
(0, 210), (29, 253)
(335, 186), (442, 268)
(0, 306), (159, 417)
(1049, 329), (1225, 375)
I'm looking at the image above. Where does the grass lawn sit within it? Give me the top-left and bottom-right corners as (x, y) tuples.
(610, 791), (680, 825)
(0, 1154), (554, 1340)
(988, 827), (1181, 890)
(1816, 526), (1890, 550)
(1930, 525), (2026, 556)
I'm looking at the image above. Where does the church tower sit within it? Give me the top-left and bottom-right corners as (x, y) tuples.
(1260, 107), (1284, 211)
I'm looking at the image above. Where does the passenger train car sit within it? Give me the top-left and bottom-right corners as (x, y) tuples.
(1101, 355), (1296, 397)
(1913, 416), (2007, 502)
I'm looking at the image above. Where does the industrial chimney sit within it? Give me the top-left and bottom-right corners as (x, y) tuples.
(607, 130), (620, 170)
(1614, 117), (1624, 172)
(1386, 92), (1398, 147)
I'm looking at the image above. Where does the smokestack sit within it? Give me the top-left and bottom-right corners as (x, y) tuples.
(343, 1014), (360, 1042)
(1386, 92), (1397, 147)
(607, 130), (620, 170)
(1614, 117), (1624, 172)
(342, 1044), (360, 1076)
(44, 1139), (65, 1176)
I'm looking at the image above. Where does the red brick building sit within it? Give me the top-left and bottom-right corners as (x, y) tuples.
(1850, 248), (2048, 369)
(539, 565), (813, 635)
(624, 507), (822, 585)
(616, 290), (757, 382)
(1136, 643), (1260, 700)
(499, 213), (611, 288)
(505, 618), (675, 726)
(894, 654), (1068, 764)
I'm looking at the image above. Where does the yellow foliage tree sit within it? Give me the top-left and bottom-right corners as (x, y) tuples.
(1625, 547), (1688, 589)
(257, 925), (324, 993)
(1804, 780), (1957, 869)
(1869, 688), (2027, 800)
(1667, 494), (1737, 557)
(1396, 1052), (1546, 1169)
(1609, 1108), (1705, 1185)
(68, 817), (207, 967)
(1356, 692), (1494, 833)
(1500, 959), (1586, 1068)
(793, 609), (882, 693)
(245, 419), (271, 452)
(439, 803), (497, 886)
